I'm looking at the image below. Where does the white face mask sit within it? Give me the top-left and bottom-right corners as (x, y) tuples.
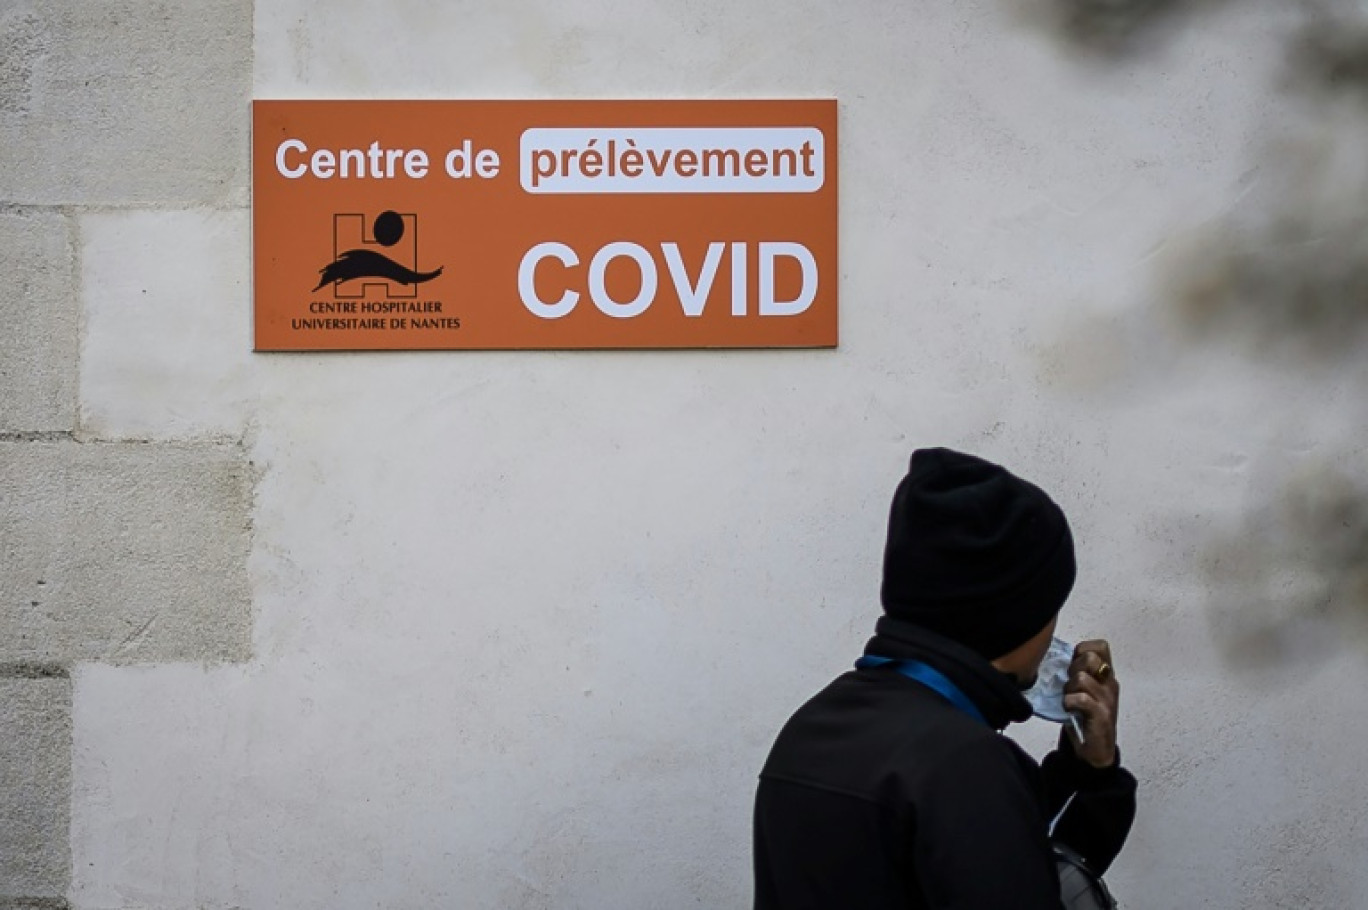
(1025, 636), (1075, 722)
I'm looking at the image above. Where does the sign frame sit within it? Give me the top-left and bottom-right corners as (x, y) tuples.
(251, 99), (838, 352)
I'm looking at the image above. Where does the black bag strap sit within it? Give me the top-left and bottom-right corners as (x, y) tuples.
(1052, 842), (1118, 910)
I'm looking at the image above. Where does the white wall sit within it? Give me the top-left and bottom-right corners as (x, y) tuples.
(10, 1), (1368, 908)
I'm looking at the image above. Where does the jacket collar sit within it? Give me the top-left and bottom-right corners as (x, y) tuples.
(862, 616), (1034, 730)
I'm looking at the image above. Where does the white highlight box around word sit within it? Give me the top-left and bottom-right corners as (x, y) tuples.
(520, 127), (825, 194)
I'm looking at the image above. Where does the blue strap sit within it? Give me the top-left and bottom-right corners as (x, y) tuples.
(856, 655), (988, 726)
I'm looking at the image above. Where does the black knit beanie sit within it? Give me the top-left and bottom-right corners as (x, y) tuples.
(880, 448), (1076, 660)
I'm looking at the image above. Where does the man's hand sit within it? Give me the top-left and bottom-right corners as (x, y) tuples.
(1063, 639), (1120, 769)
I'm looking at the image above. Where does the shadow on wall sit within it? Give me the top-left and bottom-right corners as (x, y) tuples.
(1025, 3), (1368, 671)
(1017, 0), (1232, 56)
(1289, 12), (1368, 99)
(1172, 14), (1368, 668)
(1201, 461), (1368, 669)
(1166, 186), (1368, 359)
(1165, 14), (1368, 359)
(1031, 8), (1368, 394)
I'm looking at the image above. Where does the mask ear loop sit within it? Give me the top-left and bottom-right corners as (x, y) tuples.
(1049, 792), (1076, 837)
(1067, 713), (1086, 746)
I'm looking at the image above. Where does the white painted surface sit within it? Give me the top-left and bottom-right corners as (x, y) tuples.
(66, 2), (1368, 908)
(80, 210), (257, 440)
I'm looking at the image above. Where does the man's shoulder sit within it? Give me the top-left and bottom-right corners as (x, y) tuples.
(759, 670), (1037, 804)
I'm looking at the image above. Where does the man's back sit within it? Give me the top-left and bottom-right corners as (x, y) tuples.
(754, 663), (1061, 910)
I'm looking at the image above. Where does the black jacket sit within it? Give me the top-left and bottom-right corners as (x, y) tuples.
(753, 619), (1136, 909)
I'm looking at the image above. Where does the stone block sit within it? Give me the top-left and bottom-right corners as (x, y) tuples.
(0, 675), (71, 902)
(0, 0), (251, 206)
(0, 210), (77, 433)
(0, 440), (252, 665)
(80, 210), (254, 440)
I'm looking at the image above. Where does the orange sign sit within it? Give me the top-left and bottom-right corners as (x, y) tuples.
(251, 100), (837, 351)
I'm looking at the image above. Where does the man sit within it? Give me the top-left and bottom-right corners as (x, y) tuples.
(753, 448), (1136, 909)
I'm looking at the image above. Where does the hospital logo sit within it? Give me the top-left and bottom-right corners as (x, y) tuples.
(314, 210), (444, 298)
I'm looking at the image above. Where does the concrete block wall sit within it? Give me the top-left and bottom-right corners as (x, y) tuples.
(0, 212), (77, 432)
(1, 0), (254, 906)
(6, 1), (1368, 908)
(1, 441), (252, 666)
(0, 0), (251, 207)
(0, 673), (70, 909)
